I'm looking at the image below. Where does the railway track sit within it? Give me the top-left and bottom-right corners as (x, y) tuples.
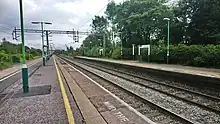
(60, 56), (212, 124)
(74, 57), (220, 98)
(0, 62), (42, 93)
(61, 56), (220, 124)
(0, 62), (42, 107)
(73, 59), (220, 114)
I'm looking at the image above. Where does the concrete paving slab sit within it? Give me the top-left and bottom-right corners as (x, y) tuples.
(12, 85), (51, 98)
(0, 93), (6, 101)
(58, 60), (107, 124)
(0, 58), (69, 124)
(62, 59), (153, 124)
(89, 94), (125, 112)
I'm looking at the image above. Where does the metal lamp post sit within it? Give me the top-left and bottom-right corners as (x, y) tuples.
(120, 33), (123, 60)
(163, 18), (170, 64)
(19, 0), (29, 93)
(149, 18), (156, 62)
(31, 21), (52, 66)
(90, 41), (92, 49)
(103, 33), (106, 57)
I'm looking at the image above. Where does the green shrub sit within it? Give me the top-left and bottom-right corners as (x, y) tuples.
(83, 44), (220, 68)
(122, 48), (132, 60)
(0, 51), (10, 62)
(29, 54), (34, 59)
(135, 44), (220, 68)
(201, 45), (220, 67)
(85, 47), (102, 57)
(0, 62), (12, 70)
(170, 44), (189, 64)
(105, 48), (113, 58)
(26, 53), (30, 60)
(150, 45), (166, 63)
(111, 47), (121, 59)
(11, 55), (20, 63)
(192, 57), (205, 67)
(19, 56), (23, 63)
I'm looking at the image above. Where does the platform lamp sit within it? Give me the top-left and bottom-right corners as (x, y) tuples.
(163, 17), (170, 64)
(31, 21), (52, 66)
(90, 41), (92, 49)
(19, 0), (29, 93)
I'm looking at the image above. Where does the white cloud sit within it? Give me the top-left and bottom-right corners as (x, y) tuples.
(0, 0), (124, 50)
(24, 0), (37, 11)
(69, 18), (79, 24)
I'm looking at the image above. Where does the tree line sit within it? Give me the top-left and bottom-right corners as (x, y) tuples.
(0, 38), (41, 69)
(78, 0), (220, 68)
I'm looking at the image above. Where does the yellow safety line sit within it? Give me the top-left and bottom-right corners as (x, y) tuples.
(53, 57), (75, 124)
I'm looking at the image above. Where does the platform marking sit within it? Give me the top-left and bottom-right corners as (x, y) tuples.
(0, 59), (41, 82)
(0, 70), (21, 82)
(53, 57), (75, 124)
(62, 58), (156, 124)
(104, 101), (130, 122)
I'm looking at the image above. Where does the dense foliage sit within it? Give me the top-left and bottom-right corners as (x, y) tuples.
(82, 44), (220, 68)
(78, 0), (220, 68)
(0, 38), (41, 69)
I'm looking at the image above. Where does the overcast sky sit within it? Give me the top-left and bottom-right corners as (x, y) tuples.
(0, 0), (124, 50)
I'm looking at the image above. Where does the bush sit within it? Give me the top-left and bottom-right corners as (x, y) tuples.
(30, 50), (40, 57)
(0, 50), (10, 63)
(0, 62), (11, 70)
(192, 57), (205, 67)
(0, 51), (12, 69)
(26, 53), (30, 60)
(105, 48), (113, 58)
(83, 44), (220, 68)
(148, 45), (166, 63)
(201, 45), (220, 67)
(11, 55), (20, 63)
(111, 47), (121, 59)
(134, 44), (220, 68)
(170, 44), (190, 64)
(122, 48), (133, 60)
(85, 47), (102, 57)
(29, 54), (34, 59)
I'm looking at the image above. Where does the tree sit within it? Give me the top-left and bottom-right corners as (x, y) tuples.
(0, 41), (41, 69)
(105, 0), (173, 47)
(91, 16), (108, 33)
(176, 0), (220, 44)
(83, 15), (111, 49)
(69, 46), (73, 53)
(2, 38), (7, 42)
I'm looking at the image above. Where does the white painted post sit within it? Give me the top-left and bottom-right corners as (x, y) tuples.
(132, 44), (135, 60)
(148, 45), (150, 62)
(138, 45), (141, 62)
(138, 45), (141, 56)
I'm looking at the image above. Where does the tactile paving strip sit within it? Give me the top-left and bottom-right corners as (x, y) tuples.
(12, 85), (51, 98)
(0, 94), (6, 101)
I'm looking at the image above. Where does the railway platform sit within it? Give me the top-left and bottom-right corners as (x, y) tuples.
(75, 56), (220, 79)
(58, 57), (154, 124)
(61, 56), (220, 124)
(0, 57), (83, 124)
(0, 56), (155, 124)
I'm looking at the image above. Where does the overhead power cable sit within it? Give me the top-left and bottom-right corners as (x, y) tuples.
(0, 30), (11, 35)
(78, 0), (112, 30)
(0, 24), (11, 30)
